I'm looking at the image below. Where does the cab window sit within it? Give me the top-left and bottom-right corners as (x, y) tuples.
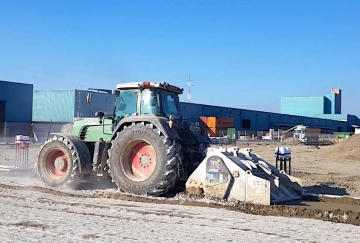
(140, 89), (160, 116)
(115, 89), (138, 118)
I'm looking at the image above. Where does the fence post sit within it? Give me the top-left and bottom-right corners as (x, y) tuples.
(15, 135), (30, 169)
(47, 120), (52, 141)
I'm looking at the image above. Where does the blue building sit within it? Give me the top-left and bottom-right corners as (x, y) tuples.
(281, 89), (360, 132)
(0, 80), (33, 138)
(281, 89), (342, 117)
(180, 102), (348, 133)
(33, 90), (117, 122)
(0, 80), (33, 123)
(32, 88), (357, 133)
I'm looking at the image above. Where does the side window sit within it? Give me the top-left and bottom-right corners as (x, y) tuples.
(161, 92), (181, 118)
(166, 94), (178, 114)
(115, 90), (138, 117)
(140, 89), (160, 116)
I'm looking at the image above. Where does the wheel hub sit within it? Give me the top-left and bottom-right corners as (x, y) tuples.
(54, 157), (66, 170)
(123, 141), (157, 181)
(139, 154), (151, 167)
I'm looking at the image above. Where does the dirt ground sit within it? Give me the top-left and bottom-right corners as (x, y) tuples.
(2, 135), (359, 198)
(1, 181), (359, 243)
(252, 135), (360, 198)
(0, 136), (360, 241)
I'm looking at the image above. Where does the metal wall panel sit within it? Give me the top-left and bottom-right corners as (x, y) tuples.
(31, 88), (354, 132)
(32, 90), (117, 122)
(180, 102), (349, 132)
(32, 90), (75, 122)
(0, 80), (33, 122)
(280, 96), (325, 117)
(334, 93), (341, 114)
(74, 90), (117, 119)
(324, 93), (336, 114)
(327, 89), (342, 114)
(323, 97), (332, 114)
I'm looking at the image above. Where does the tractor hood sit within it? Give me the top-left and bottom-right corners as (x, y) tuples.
(63, 118), (113, 142)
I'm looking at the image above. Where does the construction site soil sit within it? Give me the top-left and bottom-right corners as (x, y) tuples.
(0, 136), (360, 241)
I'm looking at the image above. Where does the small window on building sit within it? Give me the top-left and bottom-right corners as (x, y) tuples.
(242, 119), (251, 129)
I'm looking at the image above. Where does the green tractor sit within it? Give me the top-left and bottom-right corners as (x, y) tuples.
(37, 81), (210, 195)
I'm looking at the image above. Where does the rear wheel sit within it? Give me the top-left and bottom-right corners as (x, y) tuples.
(37, 136), (81, 187)
(107, 123), (181, 196)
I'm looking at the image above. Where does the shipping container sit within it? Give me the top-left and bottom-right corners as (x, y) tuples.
(305, 128), (321, 134)
(206, 117), (216, 128)
(227, 128), (237, 139)
(217, 117), (234, 128)
(205, 116), (234, 129)
(332, 132), (351, 137)
(199, 116), (207, 128)
(207, 128), (216, 137)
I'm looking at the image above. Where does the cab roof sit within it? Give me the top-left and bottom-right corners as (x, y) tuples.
(116, 82), (184, 94)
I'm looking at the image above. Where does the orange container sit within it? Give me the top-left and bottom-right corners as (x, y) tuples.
(206, 116), (217, 128)
(216, 117), (234, 128)
(207, 127), (217, 137)
(206, 117), (234, 128)
(199, 116), (208, 128)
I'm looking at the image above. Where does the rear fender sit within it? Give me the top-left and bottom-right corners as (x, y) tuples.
(110, 116), (180, 140)
(179, 120), (210, 145)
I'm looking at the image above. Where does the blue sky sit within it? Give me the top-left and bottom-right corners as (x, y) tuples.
(0, 0), (359, 115)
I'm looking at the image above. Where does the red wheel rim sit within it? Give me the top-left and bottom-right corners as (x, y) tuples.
(45, 150), (68, 179)
(122, 141), (157, 181)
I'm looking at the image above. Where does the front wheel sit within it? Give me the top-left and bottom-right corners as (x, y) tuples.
(107, 123), (181, 196)
(37, 136), (80, 187)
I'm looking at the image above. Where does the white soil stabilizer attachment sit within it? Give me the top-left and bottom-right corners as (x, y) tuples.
(185, 147), (302, 205)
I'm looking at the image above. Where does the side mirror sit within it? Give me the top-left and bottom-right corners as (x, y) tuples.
(112, 90), (120, 95)
(86, 92), (92, 103)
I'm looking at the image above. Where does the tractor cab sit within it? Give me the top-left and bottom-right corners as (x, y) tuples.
(113, 82), (183, 126)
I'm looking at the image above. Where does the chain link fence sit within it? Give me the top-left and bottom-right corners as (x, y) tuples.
(1, 122), (348, 146)
(0, 122), (64, 145)
(0, 122), (65, 171)
(0, 122), (32, 144)
(208, 128), (345, 146)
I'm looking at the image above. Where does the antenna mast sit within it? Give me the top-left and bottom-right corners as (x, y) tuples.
(186, 75), (193, 102)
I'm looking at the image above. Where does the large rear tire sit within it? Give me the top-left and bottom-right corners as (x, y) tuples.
(107, 123), (181, 196)
(37, 136), (83, 188)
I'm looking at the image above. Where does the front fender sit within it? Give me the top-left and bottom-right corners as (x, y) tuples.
(51, 133), (93, 174)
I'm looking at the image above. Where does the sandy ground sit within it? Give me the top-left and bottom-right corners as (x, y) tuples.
(0, 177), (359, 243)
(2, 139), (360, 198)
(249, 138), (360, 198)
(0, 138), (360, 242)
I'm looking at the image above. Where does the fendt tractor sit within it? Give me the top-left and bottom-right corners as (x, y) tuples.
(37, 81), (303, 205)
(37, 81), (210, 196)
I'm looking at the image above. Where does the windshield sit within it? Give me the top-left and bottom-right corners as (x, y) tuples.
(161, 91), (182, 119)
(114, 89), (138, 118)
